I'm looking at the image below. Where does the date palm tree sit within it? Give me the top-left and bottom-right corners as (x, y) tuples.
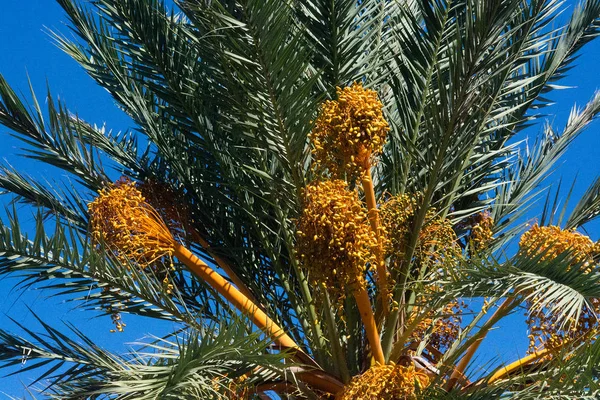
(1, 0), (600, 398)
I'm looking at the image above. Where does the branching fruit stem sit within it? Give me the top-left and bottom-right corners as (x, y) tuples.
(353, 284), (386, 365)
(173, 243), (344, 394)
(361, 158), (388, 317)
(173, 243), (299, 350)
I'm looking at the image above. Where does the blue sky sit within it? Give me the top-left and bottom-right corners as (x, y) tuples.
(0, 1), (160, 396)
(0, 0), (600, 397)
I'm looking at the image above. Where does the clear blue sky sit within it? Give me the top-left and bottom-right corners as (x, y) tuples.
(0, 0), (599, 397)
(0, 1), (168, 396)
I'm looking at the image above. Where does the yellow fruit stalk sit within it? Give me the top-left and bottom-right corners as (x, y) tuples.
(296, 179), (385, 364)
(310, 83), (391, 310)
(88, 180), (298, 351)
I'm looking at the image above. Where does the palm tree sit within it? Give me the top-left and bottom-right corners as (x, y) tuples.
(1, 0), (600, 398)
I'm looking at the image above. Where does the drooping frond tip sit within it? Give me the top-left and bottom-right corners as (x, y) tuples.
(519, 224), (600, 353)
(88, 179), (175, 268)
(336, 364), (429, 400)
(295, 179), (378, 292)
(310, 83), (389, 177)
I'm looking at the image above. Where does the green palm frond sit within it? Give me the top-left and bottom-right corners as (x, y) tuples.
(0, 314), (288, 399)
(456, 252), (600, 327)
(567, 173), (600, 229)
(0, 76), (110, 191)
(0, 166), (88, 228)
(296, 0), (389, 91)
(494, 89), (600, 246)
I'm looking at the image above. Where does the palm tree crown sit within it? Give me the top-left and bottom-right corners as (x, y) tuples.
(1, 0), (600, 398)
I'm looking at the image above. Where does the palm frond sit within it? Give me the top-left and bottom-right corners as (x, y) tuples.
(0, 75), (110, 191)
(0, 166), (88, 229)
(0, 314), (288, 399)
(567, 172), (600, 229)
(296, 0), (389, 91)
(0, 207), (212, 327)
(494, 90), (600, 244)
(453, 252), (600, 331)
